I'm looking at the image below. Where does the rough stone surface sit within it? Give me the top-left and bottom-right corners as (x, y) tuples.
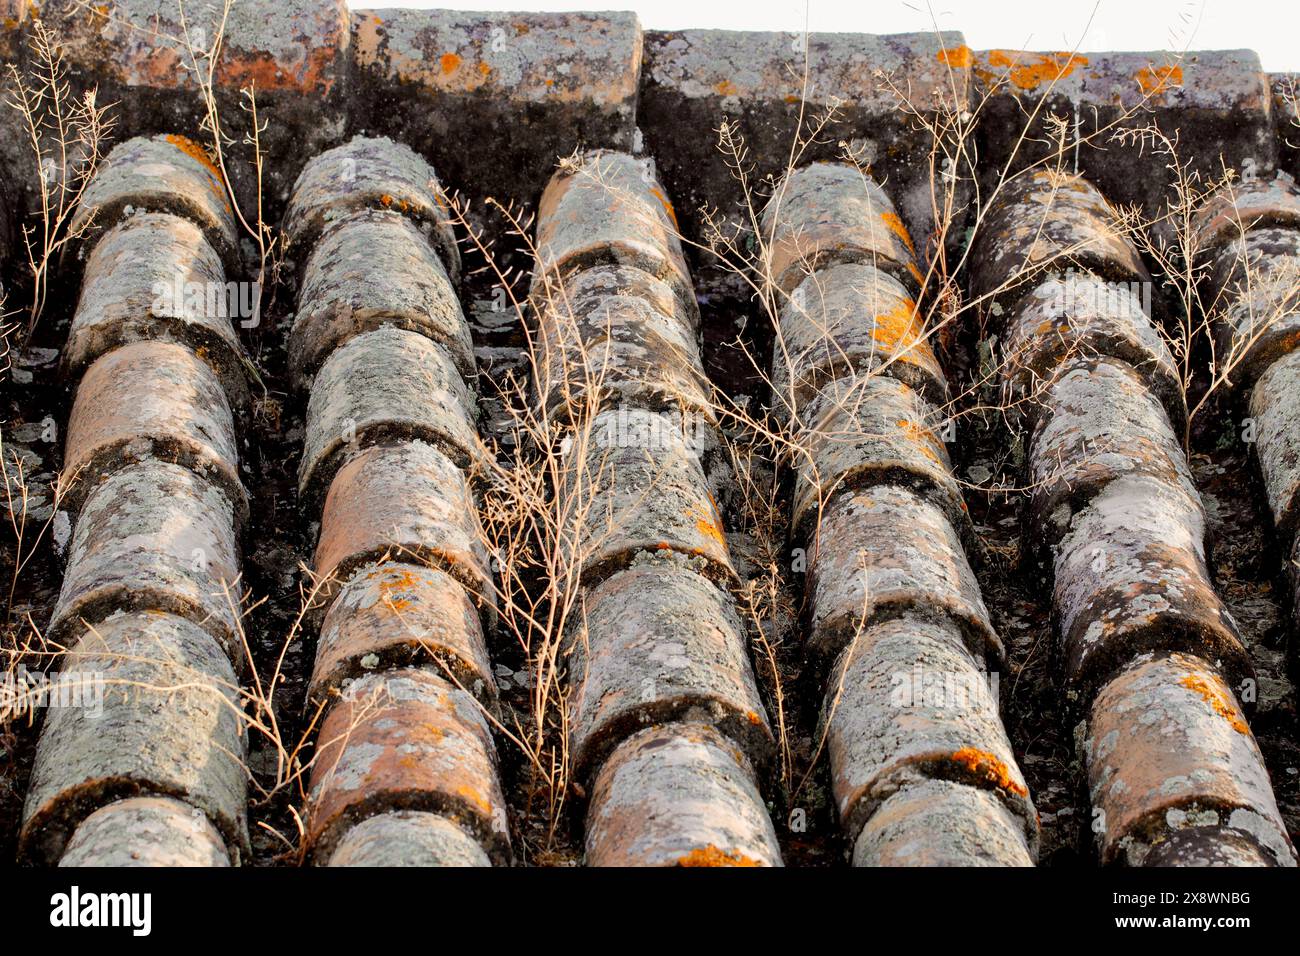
(299, 326), (479, 505)
(969, 170), (1151, 314)
(640, 30), (970, 263)
(290, 208), (474, 384)
(824, 613), (1035, 841)
(351, 9), (641, 205)
(1275, 74), (1300, 178)
(1028, 358), (1197, 559)
(851, 779), (1036, 867)
(572, 408), (734, 587)
(773, 262), (948, 418)
(808, 485), (1001, 668)
(325, 810), (491, 867)
(63, 212), (250, 407)
(973, 49), (1276, 235)
(41, 0), (352, 218)
(21, 611), (248, 865)
(1052, 472), (1251, 705)
(1141, 825), (1280, 867)
(312, 441), (494, 620)
(565, 551), (772, 785)
(791, 376), (967, 547)
(584, 722), (782, 867)
(1204, 226), (1300, 391)
(63, 341), (246, 522)
(49, 461), (243, 659)
(533, 264), (710, 424)
(282, 135), (459, 280)
(307, 667), (509, 864)
(1249, 349), (1300, 539)
(1194, 170), (1300, 256)
(70, 135), (240, 273)
(761, 162), (921, 295)
(310, 561), (493, 707)
(1085, 652), (1295, 867)
(59, 796), (232, 868)
(0, 0), (29, 63)
(534, 151), (694, 321)
(1001, 272), (1184, 434)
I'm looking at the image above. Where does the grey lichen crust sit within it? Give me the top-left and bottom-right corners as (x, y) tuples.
(325, 811), (490, 867)
(60, 796), (233, 868)
(21, 611), (248, 865)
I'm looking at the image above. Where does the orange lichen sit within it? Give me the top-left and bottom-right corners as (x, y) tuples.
(215, 46), (341, 95)
(456, 785), (492, 815)
(714, 79), (738, 96)
(873, 299), (926, 351)
(692, 496), (727, 549)
(163, 134), (231, 212)
(881, 211), (917, 257)
(1136, 64), (1183, 96)
(164, 134), (224, 184)
(936, 45), (974, 70)
(982, 50), (1089, 91)
(649, 186), (679, 229)
(1180, 674), (1250, 734)
(378, 568), (422, 615)
(745, 711), (763, 725)
(478, 61), (492, 77)
(896, 419), (942, 463)
(440, 52), (462, 75)
(676, 845), (762, 867)
(951, 747), (1029, 797)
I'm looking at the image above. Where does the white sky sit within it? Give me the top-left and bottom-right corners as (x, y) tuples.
(355, 1), (1299, 71)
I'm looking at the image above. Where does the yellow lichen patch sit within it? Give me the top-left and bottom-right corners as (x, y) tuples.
(378, 568), (422, 615)
(1135, 64), (1183, 97)
(745, 710), (763, 725)
(440, 52), (462, 75)
(983, 50), (1089, 91)
(692, 496), (727, 550)
(649, 186), (679, 229)
(456, 785), (492, 815)
(936, 45), (974, 69)
(164, 134), (231, 212)
(676, 845), (762, 867)
(714, 79), (738, 97)
(881, 211), (917, 257)
(896, 419), (942, 464)
(950, 747), (1029, 797)
(164, 134), (224, 185)
(873, 299), (926, 351)
(1180, 674), (1250, 735)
